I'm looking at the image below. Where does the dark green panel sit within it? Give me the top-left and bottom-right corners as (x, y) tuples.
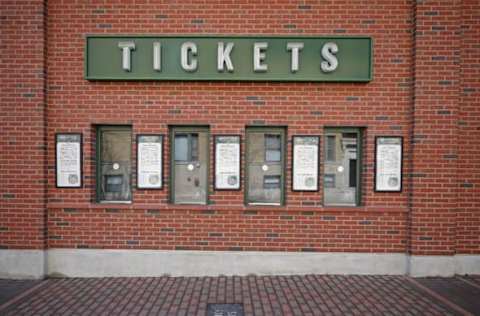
(85, 35), (372, 82)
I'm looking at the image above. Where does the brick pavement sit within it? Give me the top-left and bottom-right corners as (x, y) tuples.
(415, 277), (480, 314)
(465, 275), (480, 286)
(0, 275), (463, 316)
(0, 279), (40, 306)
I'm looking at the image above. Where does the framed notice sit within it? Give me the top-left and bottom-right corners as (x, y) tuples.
(214, 135), (241, 190)
(375, 136), (403, 192)
(292, 136), (320, 191)
(137, 135), (163, 189)
(56, 133), (82, 188)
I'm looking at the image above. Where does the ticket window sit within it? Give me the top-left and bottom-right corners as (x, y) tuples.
(96, 126), (132, 202)
(246, 127), (286, 205)
(171, 127), (209, 204)
(324, 129), (362, 206)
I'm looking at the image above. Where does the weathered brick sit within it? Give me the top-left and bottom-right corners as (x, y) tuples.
(1, 0), (477, 259)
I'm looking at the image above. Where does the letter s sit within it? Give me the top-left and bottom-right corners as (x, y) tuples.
(321, 42), (338, 73)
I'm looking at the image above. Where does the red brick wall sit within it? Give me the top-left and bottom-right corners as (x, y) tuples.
(409, 0), (480, 256)
(410, 1), (461, 256)
(2, 1), (478, 256)
(457, 0), (480, 254)
(47, 208), (407, 252)
(0, 0), (47, 250)
(44, 0), (412, 252)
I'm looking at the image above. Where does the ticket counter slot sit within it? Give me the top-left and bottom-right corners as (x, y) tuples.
(171, 128), (209, 204)
(324, 174), (336, 188)
(105, 175), (123, 193)
(263, 175), (281, 189)
(101, 161), (130, 199)
(96, 126), (132, 202)
(246, 128), (285, 205)
(324, 130), (360, 206)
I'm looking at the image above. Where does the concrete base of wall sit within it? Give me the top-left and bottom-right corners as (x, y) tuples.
(1, 249), (479, 279)
(408, 255), (456, 277)
(407, 254), (480, 277)
(454, 255), (480, 275)
(0, 250), (45, 279)
(46, 249), (408, 277)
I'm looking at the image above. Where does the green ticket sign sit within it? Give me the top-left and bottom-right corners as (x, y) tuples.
(85, 36), (372, 82)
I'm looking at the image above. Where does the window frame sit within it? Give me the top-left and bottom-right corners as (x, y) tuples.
(323, 127), (363, 207)
(169, 125), (210, 205)
(245, 126), (287, 206)
(95, 125), (133, 203)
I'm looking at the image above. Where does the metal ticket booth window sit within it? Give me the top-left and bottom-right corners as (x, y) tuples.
(170, 126), (209, 204)
(246, 127), (286, 205)
(96, 126), (132, 202)
(323, 128), (362, 206)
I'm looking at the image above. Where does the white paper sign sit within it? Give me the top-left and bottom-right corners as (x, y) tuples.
(56, 134), (82, 187)
(293, 136), (319, 191)
(215, 136), (240, 189)
(375, 137), (402, 191)
(137, 135), (162, 189)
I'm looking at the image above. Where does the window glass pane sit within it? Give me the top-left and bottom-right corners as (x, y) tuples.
(266, 150), (281, 162)
(265, 134), (281, 149)
(174, 134), (188, 161)
(191, 133), (199, 161)
(98, 127), (131, 202)
(326, 135), (336, 161)
(265, 134), (281, 162)
(247, 129), (284, 205)
(248, 133), (265, 163)
(324, 130), (359, 206)
(172, 129), (208, 204)
(102, 131), (130, 162)
(349, 159), (357, 187)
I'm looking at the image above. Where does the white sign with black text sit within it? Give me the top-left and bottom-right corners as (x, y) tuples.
(375, 137), (402, 192)
(137, 135), (163, 189)
(293, 136), (319, 191)
(56, 134), (82, 188)
(215, 136), (240, 190)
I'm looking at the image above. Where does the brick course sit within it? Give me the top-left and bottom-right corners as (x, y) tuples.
(0, 0), (47, 250)
(457, 0), (480, 254)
